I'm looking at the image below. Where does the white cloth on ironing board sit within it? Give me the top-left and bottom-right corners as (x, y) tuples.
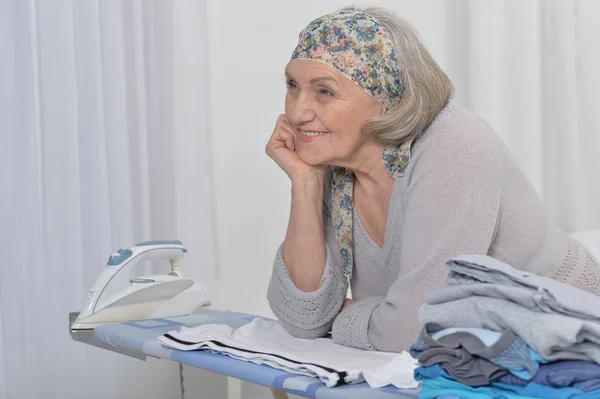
(157, 317), (419, 389)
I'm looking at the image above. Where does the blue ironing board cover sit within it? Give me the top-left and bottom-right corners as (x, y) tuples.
(94, 311), (421, 399)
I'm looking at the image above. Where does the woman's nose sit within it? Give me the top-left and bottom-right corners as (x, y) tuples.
(288, 94), (317, 126)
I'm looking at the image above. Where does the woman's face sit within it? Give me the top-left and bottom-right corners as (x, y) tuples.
(284, 60), (386, 167)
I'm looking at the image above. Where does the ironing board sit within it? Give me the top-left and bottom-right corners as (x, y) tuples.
(91, 310), (421, 399)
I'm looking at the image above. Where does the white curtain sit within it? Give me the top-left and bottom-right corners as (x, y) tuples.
(1, 0), (599, 398)
(456, 0), (600, 233)
(0, 0), (215, 398)
(541, 0), (600, 233)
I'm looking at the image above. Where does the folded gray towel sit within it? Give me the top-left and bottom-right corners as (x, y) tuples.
(426, 254), (600, 321)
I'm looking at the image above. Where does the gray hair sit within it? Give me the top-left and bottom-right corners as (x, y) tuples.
(341, 6), (454, 145)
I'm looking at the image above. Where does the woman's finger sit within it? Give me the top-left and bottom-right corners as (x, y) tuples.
(285, 135), (295, 152)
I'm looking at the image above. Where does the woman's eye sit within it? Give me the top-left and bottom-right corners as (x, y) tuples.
(319, 88), (334, 96)
(286, 81), (298, 90)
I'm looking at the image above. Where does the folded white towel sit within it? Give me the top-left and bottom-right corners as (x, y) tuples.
(157, 317), (418, 389)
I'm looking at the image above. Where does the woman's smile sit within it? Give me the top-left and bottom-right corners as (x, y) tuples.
(297, 130), (330, 143)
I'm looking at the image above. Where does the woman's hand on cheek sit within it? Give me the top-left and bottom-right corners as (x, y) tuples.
(265, 114), (324, 183)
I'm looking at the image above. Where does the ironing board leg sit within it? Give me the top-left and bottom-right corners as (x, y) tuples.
(270, 388), (289, 399)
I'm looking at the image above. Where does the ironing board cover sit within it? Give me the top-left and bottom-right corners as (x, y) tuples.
(94, 311), (421, 399)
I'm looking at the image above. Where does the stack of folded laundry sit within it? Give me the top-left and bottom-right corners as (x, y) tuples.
(409, 254), (600, 399)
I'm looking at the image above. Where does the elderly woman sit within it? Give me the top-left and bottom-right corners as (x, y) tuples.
(264, 7), (599, 352)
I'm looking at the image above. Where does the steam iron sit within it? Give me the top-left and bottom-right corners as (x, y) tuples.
(71, 240), (211, 331)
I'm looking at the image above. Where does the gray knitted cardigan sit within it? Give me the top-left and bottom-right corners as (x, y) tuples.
(267, 101), (599, 352)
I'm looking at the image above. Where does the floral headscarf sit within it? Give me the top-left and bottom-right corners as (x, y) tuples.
(291, 10), (404, 110)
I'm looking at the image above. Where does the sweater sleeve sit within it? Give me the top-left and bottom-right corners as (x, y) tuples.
(331, 125), (503, 351)
(267, 169), (349, 339)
